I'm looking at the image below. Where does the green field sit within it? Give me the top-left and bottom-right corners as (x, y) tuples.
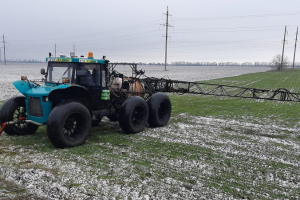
(0, 69), (300, 199)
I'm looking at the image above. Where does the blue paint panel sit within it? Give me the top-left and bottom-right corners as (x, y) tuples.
(25, 86), (55, 96)
(26, 98), (52, 124)
(24, 84), (72, 96)
(13, 80), (38, 95)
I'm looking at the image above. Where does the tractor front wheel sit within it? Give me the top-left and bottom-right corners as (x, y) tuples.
(119, 96), (148, 134)
(0, 96), (38, 135)
(47, 102), (91, 148)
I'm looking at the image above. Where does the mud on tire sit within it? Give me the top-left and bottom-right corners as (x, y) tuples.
(119, 96), (148, 134)
(47, 102), (91, 148)
(0, 96), (38, 135)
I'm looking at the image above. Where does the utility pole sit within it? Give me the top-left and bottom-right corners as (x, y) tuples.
(2, 34), (7, 65)
(0, 48), (2, 63)
(55, 43), (57, 57)
(73, 43), (76, 55)
(161, 6), (173, 71)
(280, 26), (287, 70)
(293, 26), (298, 69)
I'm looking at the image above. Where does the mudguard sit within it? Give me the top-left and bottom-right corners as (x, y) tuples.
(48, 86), (94, 109)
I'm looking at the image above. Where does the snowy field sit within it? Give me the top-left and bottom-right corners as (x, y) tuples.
(0, 113), (299, 199)
(0, 63), (269, 101)
(2, 64), (299, 199)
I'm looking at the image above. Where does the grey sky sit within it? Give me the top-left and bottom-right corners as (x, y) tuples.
(1, 0), (299, 63)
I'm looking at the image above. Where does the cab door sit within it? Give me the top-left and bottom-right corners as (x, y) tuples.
(100, 64), (108, 90)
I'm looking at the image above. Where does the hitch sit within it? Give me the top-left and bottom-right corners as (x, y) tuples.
(0, 118), (44, 136)
(0, 123), (7, 136)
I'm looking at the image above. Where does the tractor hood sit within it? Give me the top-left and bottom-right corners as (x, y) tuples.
(13, 80), (92, 107)
(13, 80), (73, 97)
(12, 80), (91, 124)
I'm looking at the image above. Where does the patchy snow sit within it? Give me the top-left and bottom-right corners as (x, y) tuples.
(0, 115), (299, 199)
(0, 63), (45, 101)
(2, 63), (298, 199)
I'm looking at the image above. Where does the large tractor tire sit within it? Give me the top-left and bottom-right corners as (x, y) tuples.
(119, 96), (148, 134)
(0, 96), (38, 135)
(47, 102), (91, 148)
(148, 92), (172, 127)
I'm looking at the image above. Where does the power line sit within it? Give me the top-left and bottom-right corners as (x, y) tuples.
(165, 36), (283, 49)
(168, 43), (280, 54)
(167, 45), (284, 57)
(174, 12), (300, 21)
(103, 45), (283, 58)
(79, 41), (163, 51)
(7, 33), (162, 49)
(64, 32), (160, 46)
(7, 30), (161, 49)
(171, 35), (284, 44)
(8, 21), (161, 42)
(175, 28), (284, 33)
(176, 25), (297, 31)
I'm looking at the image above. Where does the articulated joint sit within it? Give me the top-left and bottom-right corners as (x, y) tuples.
(93, 109), (115, 119)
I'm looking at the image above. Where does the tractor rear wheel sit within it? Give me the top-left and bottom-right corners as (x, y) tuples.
(0, 96), (38, 135)
(148, 92), (172, 127)
(47, 102), (91, 148)
(119, 96), (148, 134)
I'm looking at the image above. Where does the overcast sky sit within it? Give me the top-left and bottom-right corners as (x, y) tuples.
(1, 0), (299, 63)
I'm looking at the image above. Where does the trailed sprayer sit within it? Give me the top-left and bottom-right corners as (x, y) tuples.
(1, 52), (299, 148)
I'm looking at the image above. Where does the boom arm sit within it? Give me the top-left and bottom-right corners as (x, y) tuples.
(142, 78), (300, 102)
(107, 63), (300, 103)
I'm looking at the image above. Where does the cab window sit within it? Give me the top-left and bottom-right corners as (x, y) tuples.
(46, 63), (74, 83)
(76, 64), (101, 87)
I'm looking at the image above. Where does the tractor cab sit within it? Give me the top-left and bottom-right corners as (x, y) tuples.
(43, 52), (109, 90)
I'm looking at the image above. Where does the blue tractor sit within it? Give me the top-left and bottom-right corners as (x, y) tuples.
(0, 52), (172, 148)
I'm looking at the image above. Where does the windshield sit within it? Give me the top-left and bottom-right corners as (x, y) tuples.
(46, 63), (73, 83)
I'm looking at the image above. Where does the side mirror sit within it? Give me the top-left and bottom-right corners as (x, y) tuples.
(77, 70), (88, 77)
(40, 68), (46, 75)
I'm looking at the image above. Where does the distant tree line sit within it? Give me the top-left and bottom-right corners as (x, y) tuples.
(268, 54), (300, 71)
(137, 61), (300, 67)
(1, 58), (299, 67)
(0, 59), (44, 63)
